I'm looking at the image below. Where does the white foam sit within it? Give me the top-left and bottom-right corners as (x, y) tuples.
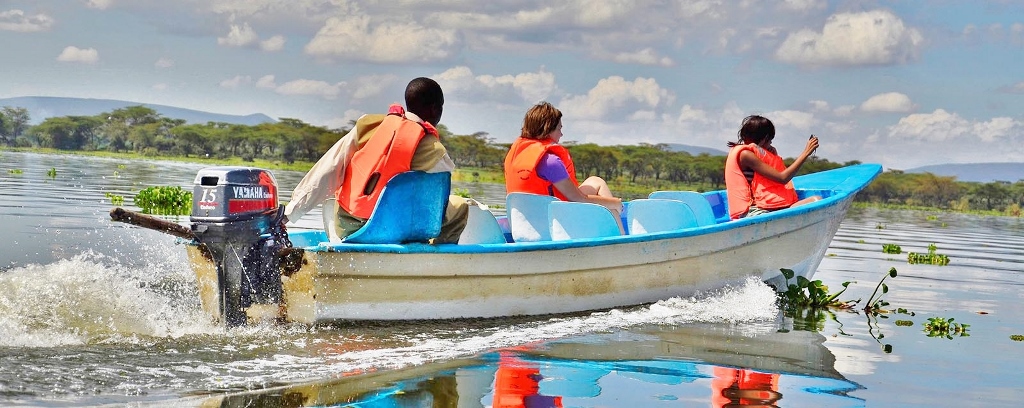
(0, 250), (219, 347)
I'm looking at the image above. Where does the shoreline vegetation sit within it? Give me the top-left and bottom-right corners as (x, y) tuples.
(0, 104), (1020, 217)
(3, 146), (1020, 218)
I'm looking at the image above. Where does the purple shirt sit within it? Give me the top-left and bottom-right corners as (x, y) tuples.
(537, 153), (569, 183)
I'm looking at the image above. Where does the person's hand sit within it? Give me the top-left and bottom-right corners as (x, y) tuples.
(805, 135), (819, 155)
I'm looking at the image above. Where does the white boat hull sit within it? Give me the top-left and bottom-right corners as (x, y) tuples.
(187, 164), (877, 324)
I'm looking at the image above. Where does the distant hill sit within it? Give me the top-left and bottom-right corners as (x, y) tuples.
(663, 143), (728, 156)
(906, 163), (1024, 183)
(0, 96), (276, 126)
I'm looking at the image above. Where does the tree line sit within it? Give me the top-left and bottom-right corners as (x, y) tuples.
(2, 105), (1022, 216)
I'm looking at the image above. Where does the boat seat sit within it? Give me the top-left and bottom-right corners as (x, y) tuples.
(703, 191), (731, 223)
(549, 201), (622, 241)
(627, 199), (698, 234)
(343, 171), (451, 244)
(458, 200), (508, 244)
(648, 190), (717, 226)
(506, 192), (557, 242)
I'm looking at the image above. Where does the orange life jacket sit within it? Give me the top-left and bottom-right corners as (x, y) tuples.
(503, 137), (578, 201)
(492, 352), (563, 408)
(725, 144), (798, 219)
(338, 104), (438, 219)
(711, 367), (780, 408)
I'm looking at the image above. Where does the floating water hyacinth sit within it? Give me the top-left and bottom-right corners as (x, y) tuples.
(134, 186), (192, 216)
(923, 317), (970, 339)
(882, 243), (902, 254)
(908, 243), (950, 266)
(105, 192), (124, 206)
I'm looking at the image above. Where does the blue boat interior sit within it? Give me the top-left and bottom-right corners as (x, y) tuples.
(288, 164), (880, 254)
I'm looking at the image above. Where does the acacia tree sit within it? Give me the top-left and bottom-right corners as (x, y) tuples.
(1, 106), (30, 146)
(972, 182), (1010, 211)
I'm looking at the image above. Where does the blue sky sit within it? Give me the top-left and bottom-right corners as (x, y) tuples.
(1, 1), (1022, 170)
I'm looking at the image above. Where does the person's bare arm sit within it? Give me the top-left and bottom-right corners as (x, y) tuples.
(740, 136), (819, 184)
(551, 178), (623, 212)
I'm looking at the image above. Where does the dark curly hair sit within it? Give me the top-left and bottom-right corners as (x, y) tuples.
(728, 115), (775, 147)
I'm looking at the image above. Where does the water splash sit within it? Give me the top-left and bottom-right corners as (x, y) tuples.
(0, 250), (219, 347)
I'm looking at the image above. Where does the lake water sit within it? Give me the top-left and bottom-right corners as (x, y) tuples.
(1, 151), (1023, 407)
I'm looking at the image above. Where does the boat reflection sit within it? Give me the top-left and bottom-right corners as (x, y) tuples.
(193, 323), (861, 407)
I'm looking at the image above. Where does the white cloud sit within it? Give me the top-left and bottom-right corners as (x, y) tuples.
(611, 48), (674, 66)
(574, 2), (634, 27)
(629, 110), (656, 121)
(999, 81), (1024, 94)
(260, 35), (285, 51)
(324, 109), (366, 130)
(56, 46), (99, 64)
(219, 75), (252, 89)
(151, 83), (168, 91)
(973, 117), (1020, 142)
(349, 75), (398, 100)
(245, 73), (394, 101)
(274, 79), (343, 99)
(878, 110), (1023, 167)
(304, 16), (458, 63)
(765, 109), (816, 131)
(479, 71), (557, 104)
(781, 0), (826, 12)
(85, 0), (113, 10)
(559, 76), (673, 120)
(677, 104), (713, 125)
(889, 109), (969, 142)
(833, 105), (856, 117)
(860, 92), (915, 113)
(154, 57), (174, 68)
(0, 9), (54, 32)
(436, 66), (558, 105)
(218, 22), (259, 47)
(775, 10), (924, 67)
(255, 75), (276, 89)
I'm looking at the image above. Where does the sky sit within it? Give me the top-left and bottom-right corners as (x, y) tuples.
(1, 0), (1022, 170)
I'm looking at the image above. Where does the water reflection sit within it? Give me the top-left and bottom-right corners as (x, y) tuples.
(200, 321), (862, 407)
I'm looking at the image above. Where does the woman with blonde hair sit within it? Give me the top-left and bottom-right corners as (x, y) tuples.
(504, 102), (623, 222)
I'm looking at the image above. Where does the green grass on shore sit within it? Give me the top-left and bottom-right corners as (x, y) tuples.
(3, 147), (318, 172)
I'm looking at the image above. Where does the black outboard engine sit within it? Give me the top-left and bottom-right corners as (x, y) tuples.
(190, 167), (290, 326)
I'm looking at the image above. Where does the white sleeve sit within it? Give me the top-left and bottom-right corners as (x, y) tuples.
(427, 152), (456, 173)
(284, 125), (360, 222)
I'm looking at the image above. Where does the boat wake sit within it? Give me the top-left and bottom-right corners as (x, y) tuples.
(258, 278), (781, 385)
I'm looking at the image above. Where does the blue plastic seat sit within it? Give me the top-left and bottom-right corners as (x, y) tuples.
(505, 192), (558, 242)
(648, 190), (717, 226)
(457, 201), (507, 244)
(626, 199), (698, 234)
(548, 201), (622, 241)
(343, 171), (451, 244)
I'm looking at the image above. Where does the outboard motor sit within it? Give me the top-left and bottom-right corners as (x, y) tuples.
(190, 166), (290, 326)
